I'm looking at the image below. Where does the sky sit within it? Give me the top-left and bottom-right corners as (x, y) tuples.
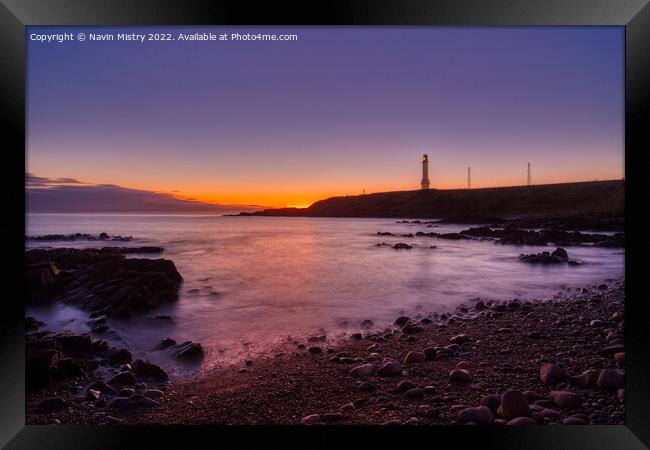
(27, 26), (624, 208)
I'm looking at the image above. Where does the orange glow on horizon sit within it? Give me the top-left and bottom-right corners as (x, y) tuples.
(158, 174), (624, 209)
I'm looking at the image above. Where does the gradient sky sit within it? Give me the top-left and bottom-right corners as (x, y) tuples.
(27, 26), (624, 208)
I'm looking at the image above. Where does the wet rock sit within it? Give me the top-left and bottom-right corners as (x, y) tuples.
(497, 390), (530, 420)
(349, 333), (363, 341)
(151, 314), (174, 322)
(308, 346), (323, 354)
(26, 261), (61, 301)
(449, 369), (472, 384)
(168, 341), (205, 364)
(403, 351), (426, 364)
(393, 243), (412, 250)
(56, 333), (93, 354)
(596, 369), (624, 390)
(55, 356), (87, 379)
(108, 371), (136, 386)
(394, 316), (411, 328)
(132, 359), (169, 382)
(107, 348), (132, 365)
(519, 248), (570, 264)
(26, 248), (182, 317)
(458, 406), (494, 425)
(350, 364), (374, 379)
(86, 389), (101, 401)
(402, 324), (423, 334)
(360, 319), (374, 329)
(86, 380), (118, 396)
(618, 388), (625, 404)
(377, 361), (402, 376)
(549, 391), (582, 409)
(154, 338), (177, 351)
(539, 363), (566, 385)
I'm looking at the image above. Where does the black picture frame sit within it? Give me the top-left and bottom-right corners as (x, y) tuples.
(2, 0), (648, 448)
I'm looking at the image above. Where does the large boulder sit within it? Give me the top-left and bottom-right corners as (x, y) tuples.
(25, 248), (183, 318)
(168, 341), (205, 364)
(519, 248), (571, 264)
(132, 359), (169, 381)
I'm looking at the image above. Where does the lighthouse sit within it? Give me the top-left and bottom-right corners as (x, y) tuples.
(421, 154), (430, 190)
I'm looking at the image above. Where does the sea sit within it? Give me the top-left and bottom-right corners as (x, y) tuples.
(26, 213), (624, 377)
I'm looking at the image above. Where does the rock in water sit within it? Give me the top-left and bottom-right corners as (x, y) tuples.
(168, 341), (205, 364)
(132, 359), (169, 381)
(107, 348), (132, 365)
(394, 316), (411, 328)
(519, 248), (571, 264)
(25, 248), (183, 317)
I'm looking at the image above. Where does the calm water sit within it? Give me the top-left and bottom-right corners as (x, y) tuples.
(26, 214), (624, 375)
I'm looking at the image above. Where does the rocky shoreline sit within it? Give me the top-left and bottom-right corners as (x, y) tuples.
(26, 277), (625, 426)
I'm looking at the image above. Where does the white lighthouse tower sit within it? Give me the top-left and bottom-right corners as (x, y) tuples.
(421, 154), (430, 190)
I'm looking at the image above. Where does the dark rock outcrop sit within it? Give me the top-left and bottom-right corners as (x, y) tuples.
(519, 248), (574, 264)
(167, 341), (205, 364)
(26, 248), (182, 317)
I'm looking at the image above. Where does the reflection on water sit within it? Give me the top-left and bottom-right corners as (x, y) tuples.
(26, 214), (624, 374)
